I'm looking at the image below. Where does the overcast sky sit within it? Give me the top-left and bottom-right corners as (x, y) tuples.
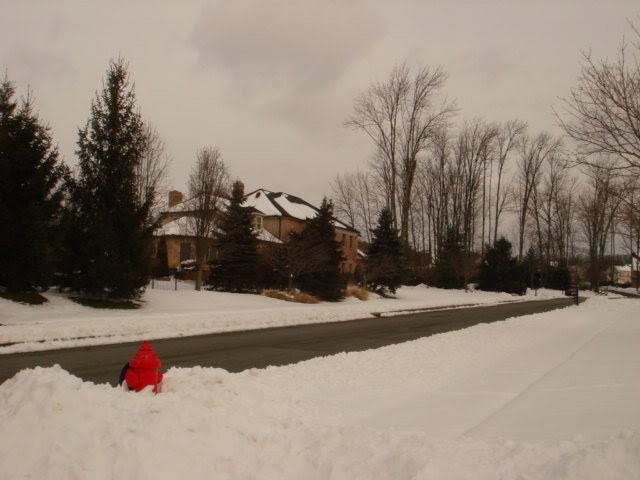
(1, 0), (638, 205)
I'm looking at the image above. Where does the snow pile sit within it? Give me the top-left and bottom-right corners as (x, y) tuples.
(2, 297), (638, 479)
(0, 285), (563, 353)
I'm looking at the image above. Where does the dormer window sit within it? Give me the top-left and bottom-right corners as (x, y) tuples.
(253, 215), (263, 231)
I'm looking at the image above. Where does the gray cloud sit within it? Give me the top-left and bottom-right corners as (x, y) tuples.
(190, 1), (383, 103)
(2, 46), (73, 85)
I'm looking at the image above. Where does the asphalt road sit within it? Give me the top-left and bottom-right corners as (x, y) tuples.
(0, 297), (576, 386)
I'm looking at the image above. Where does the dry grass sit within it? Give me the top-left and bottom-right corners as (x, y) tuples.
(262, 290), (320, 304)
(345, 285), (370, 301)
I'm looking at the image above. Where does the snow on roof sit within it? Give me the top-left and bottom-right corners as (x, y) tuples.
(244, 189), (356, 232)
(156, 217), (187, 236)
(272, 193), (317, 220)
(256, 227), (283, 244)
(243, 190), (282, 216)
(163, 195), (226, 214)
(615, 265), (632, 272)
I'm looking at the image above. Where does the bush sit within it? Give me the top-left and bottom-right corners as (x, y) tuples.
(546, 264), (571, 290)
(262, 290), (320, 304)
(345, 285), (369, 301)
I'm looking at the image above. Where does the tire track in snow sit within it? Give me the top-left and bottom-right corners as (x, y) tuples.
(461, 319), (619, 439)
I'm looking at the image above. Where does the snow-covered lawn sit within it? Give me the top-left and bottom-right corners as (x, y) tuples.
(0, 285), (563, 353)
(1, 296), (638, 479)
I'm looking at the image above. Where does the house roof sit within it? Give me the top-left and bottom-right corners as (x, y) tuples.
(159, 188), (359, 235)
(156, 216), (282, 244)
(243, 189), (358, 233)
(156, 217), (187, 236)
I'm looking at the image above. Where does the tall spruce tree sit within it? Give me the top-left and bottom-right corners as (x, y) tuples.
(366, 207), (403, 294)
(296, 198), (345, 301)
(65, 58), (152, 299)
(208, 181), (259, 292)
(0, 76), (66, 292)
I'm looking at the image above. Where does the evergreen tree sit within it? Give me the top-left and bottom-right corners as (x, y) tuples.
(434, 228), (465, 289)
(208, 181), (259, 292)
(478, 237), (527, 295)
(153, 237), (170, 278)
(296, 198), (345, 301)
(546, 263), (571, 291)
(366, 207), (403, 294)
(0, 76), (66, 292)
(64, 58), (152, 299)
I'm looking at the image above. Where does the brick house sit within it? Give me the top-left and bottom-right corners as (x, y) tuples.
(243, 189), (360, 275)
(154, 188), (359, 276)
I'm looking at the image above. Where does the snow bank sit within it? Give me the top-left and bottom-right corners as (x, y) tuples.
(1, 297), (638, 479)
(0, 285), (563, 353)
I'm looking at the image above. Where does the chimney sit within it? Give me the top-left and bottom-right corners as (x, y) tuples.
(168, 190), (183, 208)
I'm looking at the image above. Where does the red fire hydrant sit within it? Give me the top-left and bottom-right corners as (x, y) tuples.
(124, 341), (163, 393)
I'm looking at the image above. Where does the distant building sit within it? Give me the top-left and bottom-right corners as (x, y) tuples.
(613, 265), (632, 286)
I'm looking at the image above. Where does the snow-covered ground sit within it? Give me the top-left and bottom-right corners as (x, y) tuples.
(0, 285), (563, 353)
(1, 295), (638, 479)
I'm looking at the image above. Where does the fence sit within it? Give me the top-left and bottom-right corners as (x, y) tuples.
(149, 278), (196, 291)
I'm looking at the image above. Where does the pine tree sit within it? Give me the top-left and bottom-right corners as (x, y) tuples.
(478, 237), (526, 295)
(64, 58), (152, 300)
(208, 181), (259, 292)
(366, 207), (403, 294)
(0, 76), (66, 292)
(296, 198), (345, 301)
(153, 237), (170, 278)
(434, 228), (465, 289)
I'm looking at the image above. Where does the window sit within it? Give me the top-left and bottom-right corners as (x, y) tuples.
(253, 215), (263, 231)
(341, 233), (346, 245)
(349, 235), (353, 248)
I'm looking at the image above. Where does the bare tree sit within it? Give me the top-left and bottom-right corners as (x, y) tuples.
(493, 120), (526, 242)
(262, 237), (331, 293)
(454, 119), (498, 255)
(331, 173), (358, 230)
(513, 132), (562, 259)
(331, 170), (381, 243)
(531, 152), (569, 266)
(135, 124), (171, 225)
(578, 161), (624, 291)
(347, 63), (456, 246)
(557, 20), (640, 175)
(616, 177), (640, 289)
(553, 179), (579, 265)
(186, 147), (229, 291)
(416, 127), (453, 257)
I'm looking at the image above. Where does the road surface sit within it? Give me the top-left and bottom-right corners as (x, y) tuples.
(0, 298), (575, 386)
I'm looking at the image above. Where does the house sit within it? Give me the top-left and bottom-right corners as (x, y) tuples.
(153, 188), (359, 276)
(243, 189), (360, 275)
(153, 191), (203, 272)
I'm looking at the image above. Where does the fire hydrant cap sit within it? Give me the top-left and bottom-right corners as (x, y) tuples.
(129, 340), (161, 369)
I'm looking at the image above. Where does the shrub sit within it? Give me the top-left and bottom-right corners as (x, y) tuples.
(345, 285), (369, 301)
(262, 290), (320, 304)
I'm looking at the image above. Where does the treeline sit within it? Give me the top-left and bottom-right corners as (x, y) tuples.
(1, 59), (170, 301)
(334, 23), (640, 292)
